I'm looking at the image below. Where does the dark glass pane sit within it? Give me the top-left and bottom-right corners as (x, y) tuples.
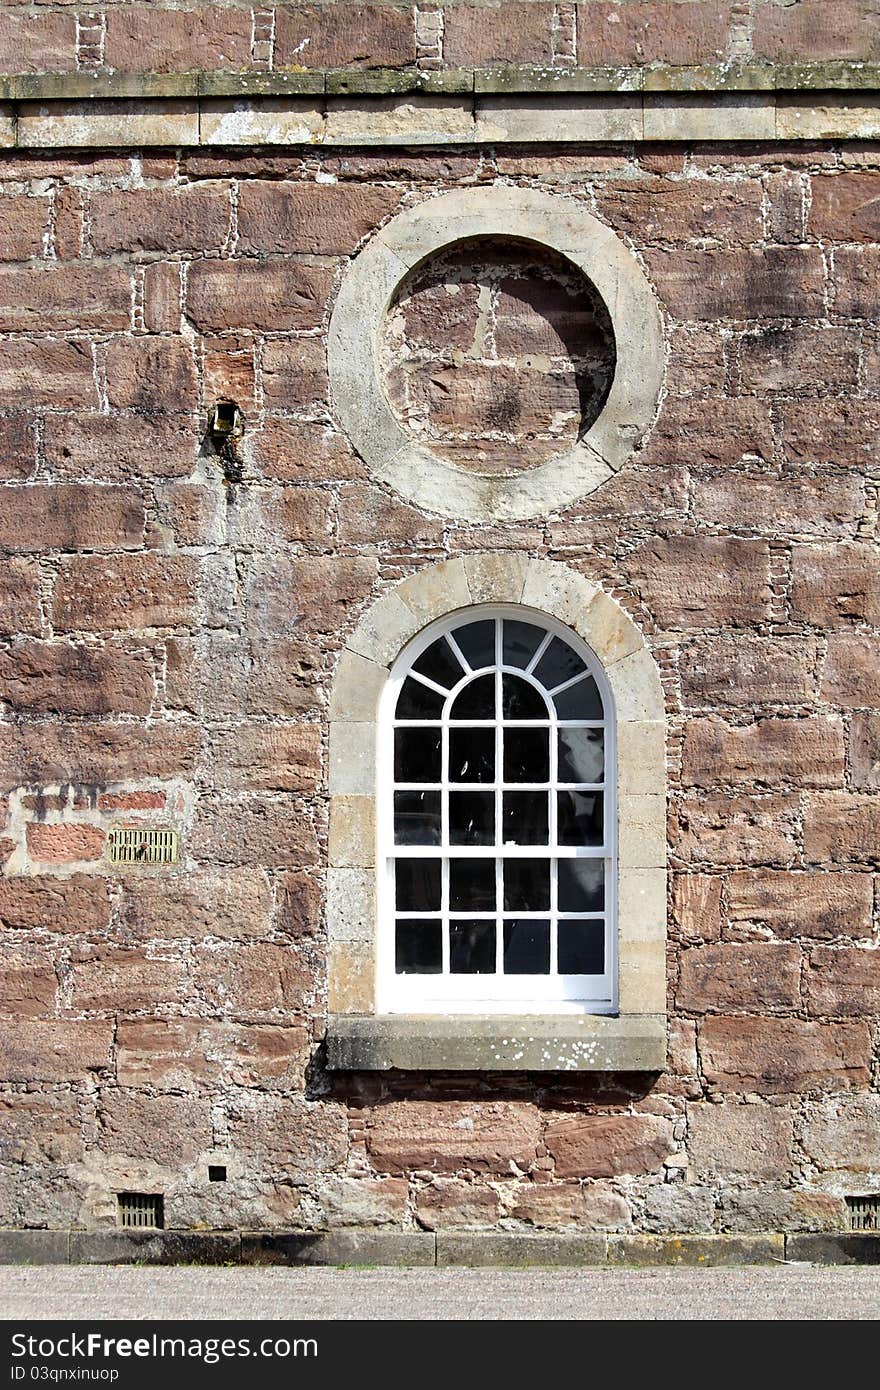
(450, 857), (496, 911)
(503, 791), (549, 845)
(452, 619), (495, 671)
(557, 791), (603, 847)
(503, 727), (549, 783)
(449, 791), (495, 845)
(395, 919), (442, 974)
(503, 920), (550, 974)
(502, 673), (547, 720)
(394, 791), (441, 845)
(533, 636), (586, 691)
(412, 636), (463, 691)
(394, 727), (441, 783)
(503, 858), (550, 911)
(503, 619), (546, 669)
(395, 859), (441, 912)
(558, 858), (605, 911)
(396, 676), (445, 720)
(449, 727), (495, 783)
(450, 920), (496, 974)
(557, 728), (604, 783)
(451, 674), (495, 720)
(553, 675), (603, 720)
(558, 920), (605, 975)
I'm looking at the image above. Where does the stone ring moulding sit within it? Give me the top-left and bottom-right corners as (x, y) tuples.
(327, 186), (665, 523)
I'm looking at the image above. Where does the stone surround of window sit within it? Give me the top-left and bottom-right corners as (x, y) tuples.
(327, 186), (665, 523)
(326, 554), (667, 1073)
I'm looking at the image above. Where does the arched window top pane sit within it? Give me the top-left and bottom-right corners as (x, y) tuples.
(450, 673), (495, 720)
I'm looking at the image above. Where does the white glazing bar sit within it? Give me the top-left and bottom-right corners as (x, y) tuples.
(525, 629), (553, 674)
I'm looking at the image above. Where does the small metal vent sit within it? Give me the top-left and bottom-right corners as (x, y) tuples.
(107, 827), (178, 866)
(117, 1192), (164, 1229)
(846, 1195), (880, 1231)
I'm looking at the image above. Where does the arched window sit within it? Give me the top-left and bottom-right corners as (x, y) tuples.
(377, 606), (616, 1014)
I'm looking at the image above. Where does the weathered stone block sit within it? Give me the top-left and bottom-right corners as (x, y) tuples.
(677, 943), (801, 1013)
(680, 635), (818, 709)
(274, 5), (415, 68)
(119, 870), (273, 942)
(187, 260), (334, 333)
(104, 7), (252, 73)
(681, 717), (845, 790)
(579, 1), (731, 65)
(97, 1092), (212, 1165)
(0, 1020), (112, 1082)
(802, 1095), (880, 1173)
(227, 1098), (348, 1173)
(366, 1100), (542, 1175)
(105, 337), (198, 413)
(646, 248), (825, 320)
(0, 560), (42, 636)
(91, 186), (230, 254)
(699, 1016), (872, 1093)
(0, 265), (130, 333)
(0, 949), (57, 1021)
(544, 1114), (673, 1179)
(0, 485), (143, 554)
(0, 875), (111, 936)
(205, 723), (322, 794)
(415, 1177), (501, 1230)
(69, 949), (186, 1014)
(510, 1182), (631, 1231)
(850, 715), (880, 790)
(0, 639), (154, 717)
(822, 633), (880, 708)
(627, 538), (771, 629)
(805, 946), (880, 1019)
(194, 943), (312, 1019)
(315, 1176), (409, 1229)
(687, 1102), (793, 1179)
(671, 793), (799, 866)
(53, 554), (198, 633)
(0, 340), (96, 409)
(117, 1018), (310, 1093)
(0, 722), (198, 793)
(803, 793), (880, 863)
(740, 325), (861, 391)
(238, 183), (401, 255)
(792, 543), (880, 637)
(692, 472), (863, 538)
(44, 415), (197, 482)
(726, 871), (873, 941)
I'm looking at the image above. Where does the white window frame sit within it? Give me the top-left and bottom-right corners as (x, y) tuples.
(376, 604), (617, 1016)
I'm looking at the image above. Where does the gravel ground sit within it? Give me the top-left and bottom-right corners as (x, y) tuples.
(1, 1263), (879, 1321)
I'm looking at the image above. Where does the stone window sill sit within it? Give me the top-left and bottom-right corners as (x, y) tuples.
(325, 1014), (666, 1073)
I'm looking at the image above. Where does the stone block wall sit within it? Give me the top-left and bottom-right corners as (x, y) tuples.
(0, 127), (879, 1235)
(0, 2), (878, 77)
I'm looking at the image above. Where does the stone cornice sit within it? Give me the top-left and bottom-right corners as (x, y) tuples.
(2, 63), (879, 147)
(1, 61), (880, 102)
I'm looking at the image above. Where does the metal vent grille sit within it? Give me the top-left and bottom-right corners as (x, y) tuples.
(117, 1192), (164, 1229)
(846, 1195), (880, 1231)
(107, 828), (178, 866)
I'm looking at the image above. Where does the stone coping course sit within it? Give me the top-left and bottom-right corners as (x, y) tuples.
(5, 87), (879, 149)
(2, 62), (880, 102)
(1, 1230), (878, 1267)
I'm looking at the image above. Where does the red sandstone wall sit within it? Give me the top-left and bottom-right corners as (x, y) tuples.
(0, 142), (879, 1233)
(0, 2), (878, 77)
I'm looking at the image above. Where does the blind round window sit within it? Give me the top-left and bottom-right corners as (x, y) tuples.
(378, 606), (616, 1014)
